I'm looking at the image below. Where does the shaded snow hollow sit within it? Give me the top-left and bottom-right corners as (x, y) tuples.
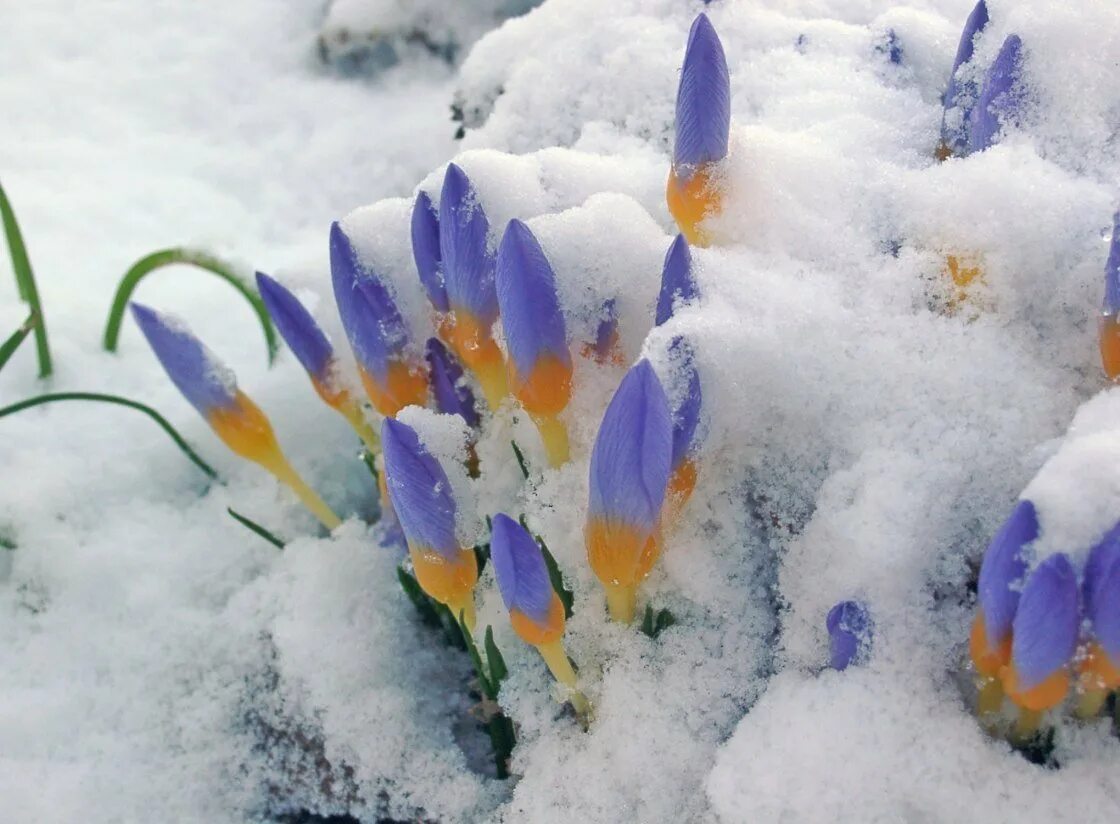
(4, 0), (1120, 823)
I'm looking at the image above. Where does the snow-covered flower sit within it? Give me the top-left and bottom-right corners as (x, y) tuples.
(1098, 212), (1120, 380)
(425, 337), (479, 429)
(667, 13), (731, 247)
(131, 302), (340, 529)
(826, 601), (872, 671)
(970, 499), (1036, 678)
(585, 299), (622, 365)
(381, 417), (479, 628)
(1001, 553), (1080, 713)
(968, 34), (1025, 154)
(585, 359), (673, 623)
(411, 190), (447, 313)
(491, 513), (588, 714)
(495, 218), (572, 466)
(438, 162), (508, 408)
(330, 221), (428, 417)
(938, 0), (989, 159)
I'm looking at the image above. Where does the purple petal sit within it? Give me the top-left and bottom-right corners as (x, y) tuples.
(591, 299), (619, 360)
(977, 499), (1036, 649)
(130, 303), (237, 415)
(674, 13), (731, 171)
(656, 234), (697, 327)
(330, 221), (410, 384)
(1011, 553), (1080, 690)
(1084, 530), (1120, 660)
(490, 513), (554, 624)
(425, 338), (480, 429)
(495, 219), (570, 378)
(255, 272), (334, 382)
(439, 163), (498, 325)
(667, 336), (702, 468)
(827, 600), (872, 670)
(968, 34), (1025, 154)
(1104, 212), (1120, 315)
(411, 191), (448, 312)
(380, 418), (459, 559)
(940, 1), (990, 154)
(588, 360), (674, 532)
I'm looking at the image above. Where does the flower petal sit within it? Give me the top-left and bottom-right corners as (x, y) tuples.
(656, 234), (697, 327)
(381, 418), (459, 559)
(826, 600), (872, 671)
(411, 191), (448, 312)
(255, 272), (334, 383)
(977, 498), (1036, 649)
(496, 218), (570, 378)
(588, 359), (673, 532)
(968, 34), (1025, 154)
(674, 13), (731, 171)
(1103, 212), (1120, 315)
(1085, 529), (1120, 660)
(940, 1), (990, 155)
(425, 337), (479, 428)
(490, 513), (554, 624)
(1010, 552), (1080, 690)
(130, 302), (237, 415)
(439, 163), (498, 325)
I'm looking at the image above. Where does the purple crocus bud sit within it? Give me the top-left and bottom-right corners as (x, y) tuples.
(255, 272), (336, 392)
(667, 336), (702, 472)
(974, 499), (1036, 661)
(425, 337), (479, 429)
(1003, 553), (1080, 711)
(656, 234), (697, 327)
(491, 513), (555, 627)
(587, 299), (622, 363)
(1103, 213), (1120, 316)
(968, 34), (1025, 154)
(1084, 528), (1120, 663)
(130, 303), (236, 416)
(673, 13), (731, 173)
(939, 3), (989, 157)
(827, 600), (871, 670)
(330, 222), (427, 416)
(439, 163), (498, 327)
(411, 190), (448, 312)
(381, 418), (459, 559)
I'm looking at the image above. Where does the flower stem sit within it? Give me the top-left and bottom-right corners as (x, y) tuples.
(605, 584), (637, 624)
(538, 640), (590, 718)
(262, 453), (341, 530)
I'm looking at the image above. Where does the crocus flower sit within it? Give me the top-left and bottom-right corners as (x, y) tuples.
(411, 190), (448, 312)
(491, 513), (589, 715)
(425, 338), (480, 429)
(938, 0), (989, 159)
(586, 359), (673, 622)
(1099, 213), (1120, 380)
(968, 34), (1025, 154)
(131, 303), (340, 529)
(438, 163), (508, 408)
(583, 299), (623, 365)
(827, 601), (871, 670)
(655, 235), (703, 513)
(1076, 527), (1120, 717)
(495, 219), (573, 467)
(256, 271), (378, 453)
(656, 234), (697, 327)
(1001, 553), (1080, 714)
(667, 13), (731, 247)
(330, 221), (428, 417)
(381, 417), (479, 629)
(970, 499), (1036, 679)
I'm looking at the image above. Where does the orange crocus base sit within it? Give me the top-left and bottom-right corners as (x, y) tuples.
(1001, 663), (1070, 712)
(510, 594), (566, 647)
(511, 355), (572, 418)
(969, 611), (1012, 679)
(585, 517), (661, 590)
(440, 311), (508, 408)
(1099, 315), (1120, 380)
(208, 391), (282, 464)
(410, 544), (479, 611)
(360, 360), (429, 418)
(666, 164), (723, 248)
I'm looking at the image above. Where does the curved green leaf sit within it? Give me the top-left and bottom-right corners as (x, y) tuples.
(0, 181), (51, 377)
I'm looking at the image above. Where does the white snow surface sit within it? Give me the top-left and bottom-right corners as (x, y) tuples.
(4, 0), (1120, 822)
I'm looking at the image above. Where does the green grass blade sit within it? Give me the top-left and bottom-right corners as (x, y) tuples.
(484, 626), (509, 687)
(227, 507), (286, 549)
(0, 181), (52, 377)
(102, 247), (278, 364)
(510, 440), (529, 479)
(0, 314), (35, 372)
(0, 391), (218, 479)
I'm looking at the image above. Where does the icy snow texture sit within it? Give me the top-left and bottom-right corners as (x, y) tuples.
(5, 0), (1120, 822)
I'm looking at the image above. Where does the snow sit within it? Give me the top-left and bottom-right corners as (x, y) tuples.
(4, 0), (1120, 822)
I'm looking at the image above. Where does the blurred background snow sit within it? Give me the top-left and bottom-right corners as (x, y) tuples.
(3, 0), (1120, 822)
